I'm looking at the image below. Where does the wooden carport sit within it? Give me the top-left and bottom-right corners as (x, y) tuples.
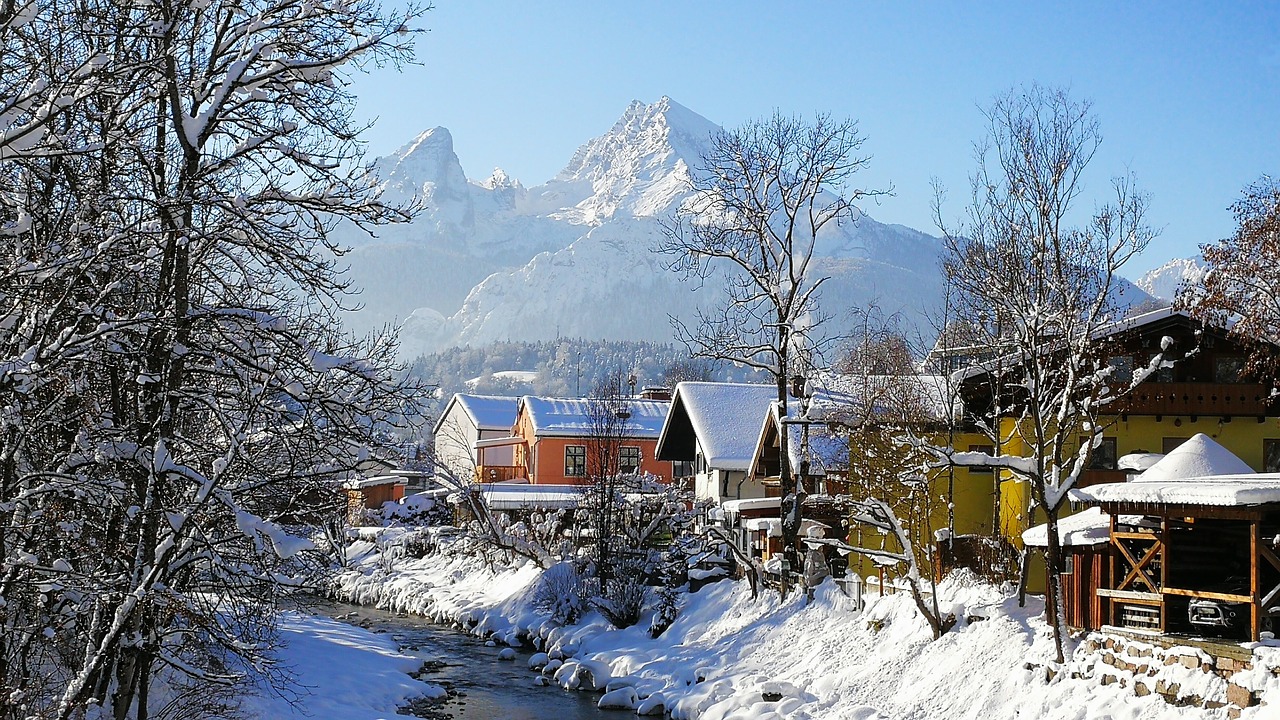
(1076, 477), (1280, 642)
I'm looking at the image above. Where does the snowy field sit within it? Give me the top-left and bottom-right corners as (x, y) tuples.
(290, 530), (1280, 719)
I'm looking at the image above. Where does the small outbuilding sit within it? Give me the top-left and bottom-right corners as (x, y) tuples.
(1073, 434), (1280, 641)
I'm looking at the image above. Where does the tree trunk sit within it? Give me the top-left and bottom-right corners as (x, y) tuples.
(1042, 508), (1067, 663)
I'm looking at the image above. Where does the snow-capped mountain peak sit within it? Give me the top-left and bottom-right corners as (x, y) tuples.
(372, 126), (469, 204)
(1135, 256), (1205, 301)
(535, 96), (720, 222)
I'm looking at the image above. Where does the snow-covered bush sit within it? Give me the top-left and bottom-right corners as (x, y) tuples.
(648, 542), (688, 637)
(594, 572), (649, 630)
(378, 492), (452, 528)
(532, 561), (590, 626)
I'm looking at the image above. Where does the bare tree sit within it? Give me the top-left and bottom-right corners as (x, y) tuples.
(936, 84), (1157, 662)
(1184, 177), (1280, 383)
(659, 110), (885, 574)
(0, 1), (428, 717)
(583, 373), (633, 584)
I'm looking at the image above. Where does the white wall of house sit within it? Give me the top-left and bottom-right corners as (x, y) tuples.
(690, 440), (768, 503)
(434, 408), (479, 482)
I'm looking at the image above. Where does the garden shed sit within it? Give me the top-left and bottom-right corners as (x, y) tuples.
(1074, 438), (1280, 641)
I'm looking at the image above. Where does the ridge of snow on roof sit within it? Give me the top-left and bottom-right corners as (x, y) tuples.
(1075, 473), (1280, 507)
(520, 395), (670, 438)
(1133, 433), (1254, 483)
(665, 382), (778, 471)
(1073, 434), (1275, 507)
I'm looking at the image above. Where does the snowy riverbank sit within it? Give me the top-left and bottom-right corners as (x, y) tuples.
(330, 529), (1278, 719)
(241, 611), (445, 720)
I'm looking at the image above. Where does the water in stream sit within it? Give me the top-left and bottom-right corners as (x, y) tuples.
(322, 602), (610, 720)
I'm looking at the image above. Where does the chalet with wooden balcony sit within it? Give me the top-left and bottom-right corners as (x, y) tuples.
(1091, 308), (1280, 480)
(957, 308), (1280, 551)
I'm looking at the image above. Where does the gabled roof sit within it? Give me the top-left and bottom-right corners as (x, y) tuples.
(748, 387), (857, 480)
(948, 308), (1202, 384)
(432, 393), (519, 435)
(655, 382), (779, 470)
(518, 396), (670, 439)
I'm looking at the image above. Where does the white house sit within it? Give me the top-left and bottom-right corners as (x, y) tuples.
(655, 382), (778, 503)
(432, 394), (519, 483)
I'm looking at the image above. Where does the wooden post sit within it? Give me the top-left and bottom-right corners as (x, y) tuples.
(1108, 512), (1118, 627)
(1159, 514), (1167, 633)
(1251, 518), (1261, 641)
(1016, 547), (1030, 607)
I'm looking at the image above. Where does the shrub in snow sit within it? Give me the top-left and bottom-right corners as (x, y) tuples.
(531, 561), (589, 626)
(593, 566), (649, 630)
(648, 544), (686, 637)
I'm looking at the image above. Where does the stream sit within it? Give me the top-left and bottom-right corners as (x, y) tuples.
(320, 601), (611, 719)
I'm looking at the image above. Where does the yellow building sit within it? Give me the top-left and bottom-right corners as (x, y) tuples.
(950, 310), (1280, 593)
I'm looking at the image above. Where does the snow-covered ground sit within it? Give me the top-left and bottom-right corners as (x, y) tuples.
(241, 611), (444, 720)
(329, 530), (1279, 719)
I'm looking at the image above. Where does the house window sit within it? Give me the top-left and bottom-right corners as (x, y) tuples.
(620, 446), (642, 474)
(1265, 440), (1280, 473)
(1062, 555), (1075, 575)
(968, 444), (994, 474)
(1214, 356), (1246, 384)
(565, 445), (586, 476)
(1108, 356), (1134, 385)
(1087, 437), (1118, 470)
(1162, 437), (1189, 454)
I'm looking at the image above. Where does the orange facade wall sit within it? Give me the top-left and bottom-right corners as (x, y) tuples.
(512, 410), (672, 485)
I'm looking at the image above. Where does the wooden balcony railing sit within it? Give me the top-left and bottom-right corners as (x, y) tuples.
(1078, 469), (1128, 488)
(1111, 382), (1271, 417)
(476, 465), (527, 483)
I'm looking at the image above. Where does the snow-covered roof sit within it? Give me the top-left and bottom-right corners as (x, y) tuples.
(742, 517), (829, 538)
(1073, 434), (1272, 507)
(721, 497), (781, 515)
(343, 475), (408, 490)
(948, 307), (1206, 383)
(1074, 474), (1280, 507)
(656, 382), (778, 470)
(1022, 507), (1110, 547)
(812, 373), (959, 425)
(475, 482), (584, 510)
(1133, 433), (1254, 483)
(519, 396), (669, 439)
(473, 435), (524, 450)
(1117, 452), (1163, 472)
(432, 393), (519, 435)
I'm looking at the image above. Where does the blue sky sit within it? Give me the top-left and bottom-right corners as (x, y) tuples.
(350, 1), (1280, 276)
